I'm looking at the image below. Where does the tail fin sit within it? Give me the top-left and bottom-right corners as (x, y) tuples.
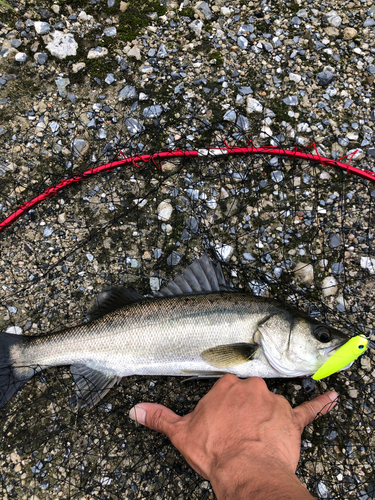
(0, 333), (34, 409)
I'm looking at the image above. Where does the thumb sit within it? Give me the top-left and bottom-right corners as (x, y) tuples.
(293, 391), (338, 430)
(129, 402), (181, 436)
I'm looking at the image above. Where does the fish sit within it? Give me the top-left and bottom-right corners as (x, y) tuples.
(0, 253), (349, 409)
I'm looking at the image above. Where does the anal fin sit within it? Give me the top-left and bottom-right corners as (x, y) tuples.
(70, 364), (121, 409)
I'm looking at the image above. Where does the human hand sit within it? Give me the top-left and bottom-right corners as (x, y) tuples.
(129, 375), (337, 499)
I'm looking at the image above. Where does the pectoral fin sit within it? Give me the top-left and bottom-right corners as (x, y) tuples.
(201, 343), (259, 369)
(70, 365), (121, 409)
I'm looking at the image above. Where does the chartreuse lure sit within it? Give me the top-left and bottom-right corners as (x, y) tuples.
(313, 334), (368, 381)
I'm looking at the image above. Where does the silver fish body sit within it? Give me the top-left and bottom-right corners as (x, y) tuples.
(0, 254), (348, 409)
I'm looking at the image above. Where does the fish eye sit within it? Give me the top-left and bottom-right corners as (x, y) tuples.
(359, 345), (364, 350)
(314, 326), (331, 343)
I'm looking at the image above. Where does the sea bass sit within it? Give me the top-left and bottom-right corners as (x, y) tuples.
(0, 254), (348, 409)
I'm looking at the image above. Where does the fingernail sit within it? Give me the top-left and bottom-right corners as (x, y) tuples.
(327, 391), (338, 401)
(129, 405), (146, 425)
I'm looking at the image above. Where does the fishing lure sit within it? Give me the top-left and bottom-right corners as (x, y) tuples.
(312, 334), (368, 381)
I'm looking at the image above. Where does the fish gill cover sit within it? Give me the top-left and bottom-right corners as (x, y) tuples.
(0, 97), (374, 499)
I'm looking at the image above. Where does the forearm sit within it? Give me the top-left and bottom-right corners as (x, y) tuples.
(210, 458), (315, 500)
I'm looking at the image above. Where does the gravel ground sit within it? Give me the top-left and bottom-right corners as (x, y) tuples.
(0, 0), (375, 499)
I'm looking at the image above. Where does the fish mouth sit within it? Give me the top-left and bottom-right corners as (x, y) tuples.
(323, 339), (349, 357)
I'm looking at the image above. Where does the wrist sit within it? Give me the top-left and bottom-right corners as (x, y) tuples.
(209, 455), (314, 500)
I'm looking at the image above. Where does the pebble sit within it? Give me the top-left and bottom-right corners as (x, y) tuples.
(104, 27), (116, 37)
(157, 201), (173, 221)
(45, 31), (78, 59)
(326, 11), (342, 28)
(14, 53), (27, 62)
(43, 225), (54, 237)
(246, 97), (263, 113)
(119, 85), (137, 100)
(316, 71), (334, 86)
(71, 138), (89, 157)
(343, 27), (358, 40)
(125, 118), (144, 135)
(55, 77), (70, 97)
(243, 253), (255, 261)
(189, 20), (203, 36)
(58, 213), (66, 224)
(294, 262), (314, 283)
(186, 217), (198, 234)
(5, 326), (22, 335)
(143, 105), (163, 118)
(167, 251), (181, 266)
(34, 21), (51, 35)
(329, 234), (341, 249)
(322, 276), (338, 297)
(271, 171), (284, 183)
(215, 244), (234, 261)
(360, 257), (375, 275)
(196, 1), (212, 20)
(35, 52), (48, 65)
(127, 46), (141, 60)
(87, 47), (108, 59)
(283, 96), (298, 106)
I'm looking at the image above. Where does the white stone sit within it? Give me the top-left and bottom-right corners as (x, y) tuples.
(322, 276), (338, 297)
(246, 97), (263, 113)
(72, 62), (86, 72)
(58, 213), (66, 224)
(294, 262), (314, 283)
(220, 187), (229, 199)
(150, 277), (161, 292)
(326, 10), (342, 28)
(15, 52), (27, 62)
(260, 125), (272, 139)
(221, 7), (232, 17)
(206, 198), (217, 209)
(78, 11), (89, 20)
(215, 244), (234, 261)
(133, 198), (147, 208)
(346, 132), (359, 141)
(161, 161), (178, 172)
(6, 326), (22, 335)
(45, 31), (78, 59)
(320, 172), (331, 180)
(189, 19), (203, 36)
(161, 223), (172, 234)
(336, 295), (348, 309)
(140, 64), (153, 74)
(157, 201), (173, 221)
(360, 256), (375, 274)
(127, 46), (141, 60)
(289, 73), (301, 83)
(87, 47), (108, 59)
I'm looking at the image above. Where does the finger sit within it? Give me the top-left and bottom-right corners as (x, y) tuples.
(212, 373), (239, 389)
(293, 391), (338, 430)
(129, 402), (181, 435)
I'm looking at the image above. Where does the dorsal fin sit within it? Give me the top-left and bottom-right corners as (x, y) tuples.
(88, 286), (144, 322)
(154, 252), (234, 298)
